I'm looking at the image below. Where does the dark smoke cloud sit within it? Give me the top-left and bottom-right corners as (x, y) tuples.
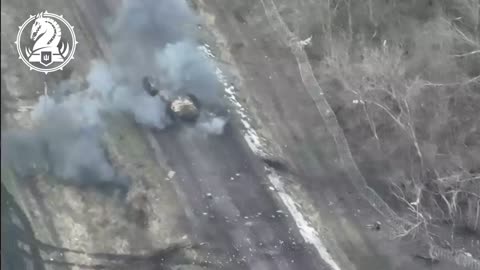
(2, 0), (225, 191)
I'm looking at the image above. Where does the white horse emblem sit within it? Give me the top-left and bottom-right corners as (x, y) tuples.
(16, 11), (77, 74)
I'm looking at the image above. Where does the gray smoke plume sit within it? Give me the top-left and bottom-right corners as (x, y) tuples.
(1, 0), (225, 191)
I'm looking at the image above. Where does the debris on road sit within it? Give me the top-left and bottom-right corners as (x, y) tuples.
(367, 221), (382, 231)
(259, 156), (291, 174)
(168, 170), (176, 179)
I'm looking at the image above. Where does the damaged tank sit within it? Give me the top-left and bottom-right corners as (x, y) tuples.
(169, 95), (201, 122)
(142, 76), (200, 122)
(142, 76), (160, 97)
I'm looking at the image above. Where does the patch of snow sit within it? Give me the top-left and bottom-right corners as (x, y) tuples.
(268, 171), (341, 270)
(199, 44), (342, 270)
(198, 44), (216, 59)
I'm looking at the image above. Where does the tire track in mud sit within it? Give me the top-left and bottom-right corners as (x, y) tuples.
(147, 125), (323, 270)
(67, 0), (108, 59)
(199, 125), (324, 269)
(258, 0), (480, 269)
(196, 22), (344, 270)
(149, 128), (262, 270)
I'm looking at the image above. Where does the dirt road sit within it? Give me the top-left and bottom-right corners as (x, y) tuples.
(148, 124), (328, 270)
(1, 0), (474, 270)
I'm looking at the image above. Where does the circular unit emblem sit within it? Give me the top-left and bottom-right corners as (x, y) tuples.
(15, 11), (78, 74)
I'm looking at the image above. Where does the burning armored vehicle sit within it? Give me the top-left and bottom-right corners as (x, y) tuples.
(142, 76), (228, 127)
(143, 76), (201, 122)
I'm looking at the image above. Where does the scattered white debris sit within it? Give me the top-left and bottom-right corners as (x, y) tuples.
(367, 221), (382, 231)
(167, 170), (176, 179)
(200, 44), (342, 270)
(197, 44), (215, 59)
(298, 35), (313, 47)
(352, 99), (365, 104)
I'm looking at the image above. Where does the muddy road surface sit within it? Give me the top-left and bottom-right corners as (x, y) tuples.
(1, 0), (475, 270)
(149, 125), (325, 270)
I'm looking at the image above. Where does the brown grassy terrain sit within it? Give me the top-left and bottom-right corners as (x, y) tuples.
(275, 0), (480, 255)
